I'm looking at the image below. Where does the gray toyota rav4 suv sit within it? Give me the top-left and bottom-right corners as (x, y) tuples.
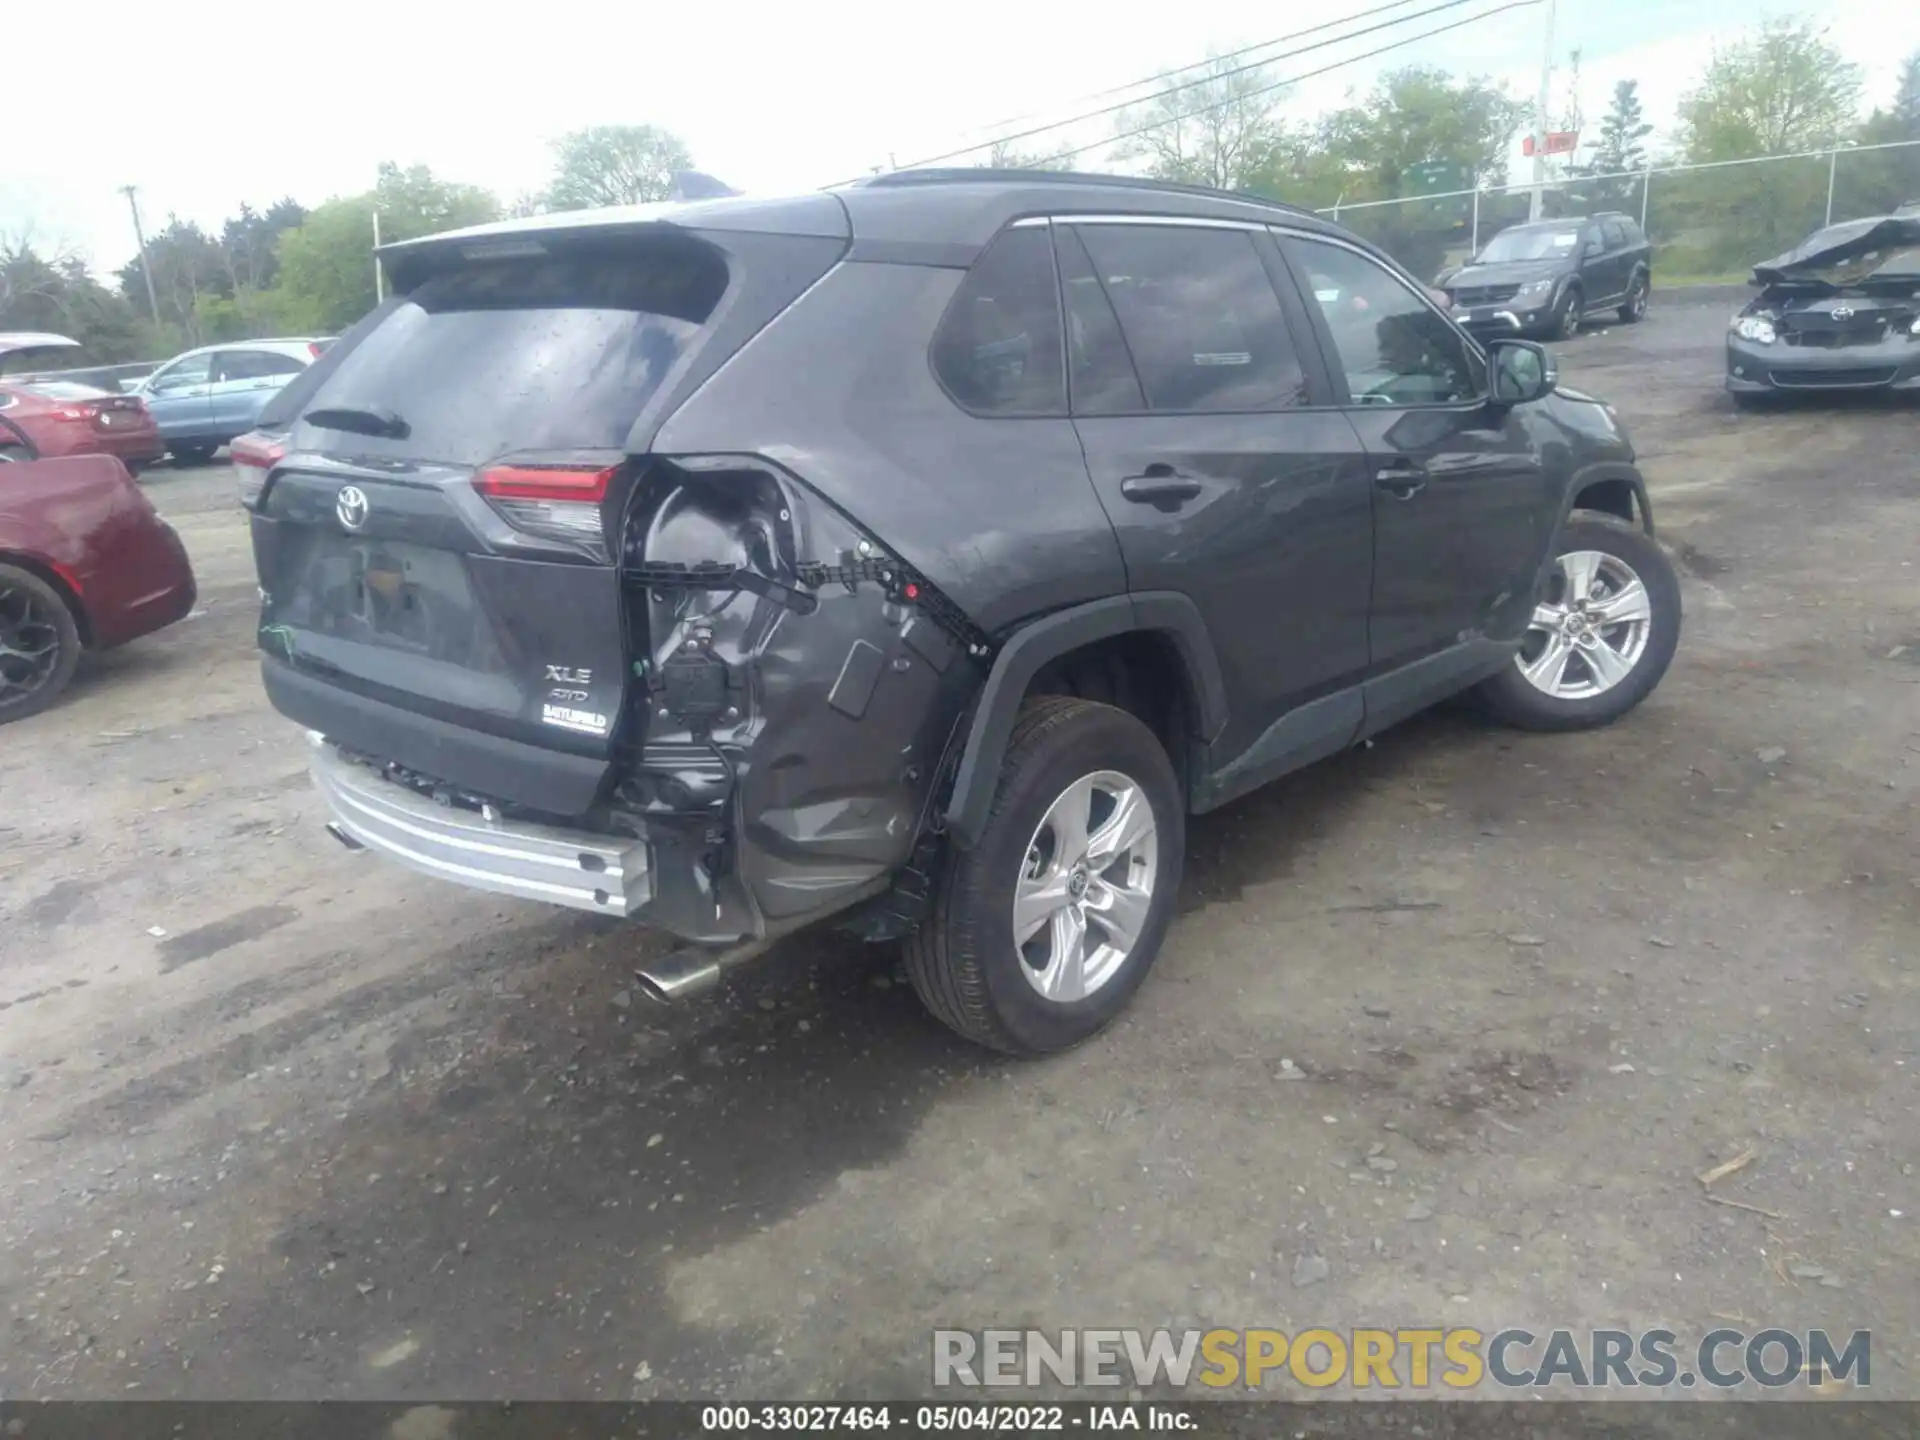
(245, 170), (1681, 1055)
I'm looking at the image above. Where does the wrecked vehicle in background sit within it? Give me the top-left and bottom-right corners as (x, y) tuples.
(1727, 213), (1920, 403)
(244, 171), (1682, 1056)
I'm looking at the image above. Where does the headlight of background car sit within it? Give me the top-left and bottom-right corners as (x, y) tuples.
(1515, 279), (1556, 303)
(1732, 315), (1778, 344)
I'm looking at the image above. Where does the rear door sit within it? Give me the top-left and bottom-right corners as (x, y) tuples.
(142, 352), (214, 440)
(209, 348), (306, 437)
(1060, 218), (1375, 775)
(250, 233), (734, 815)
(1596, 219), (1633, 303)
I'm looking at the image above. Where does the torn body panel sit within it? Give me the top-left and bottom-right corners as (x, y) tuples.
(610, 456), (981, 944)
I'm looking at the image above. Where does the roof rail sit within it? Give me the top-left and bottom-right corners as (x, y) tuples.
(855, 167), (1311, 216)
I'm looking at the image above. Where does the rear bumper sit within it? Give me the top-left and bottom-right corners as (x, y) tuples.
(310, 733), (651, 915)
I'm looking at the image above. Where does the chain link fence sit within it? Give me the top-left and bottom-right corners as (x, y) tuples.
(1317, 138), (1920, 286)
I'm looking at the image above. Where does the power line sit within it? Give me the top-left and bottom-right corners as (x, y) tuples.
(1037, 0), (1545, 169)
(954, 0), (1439, 150)
(899, 0), (1522, 170)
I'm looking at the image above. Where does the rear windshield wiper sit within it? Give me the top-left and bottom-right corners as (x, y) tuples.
(303, 405), (410, 440)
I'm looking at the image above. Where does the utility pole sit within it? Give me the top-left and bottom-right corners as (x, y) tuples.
(119, 184), (162, 326)
(1528, 0), (1558, 222)
(372, 208), (385, 303)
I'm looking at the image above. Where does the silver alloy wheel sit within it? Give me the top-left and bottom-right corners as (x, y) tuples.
(1012, 769), (1159, 1004)
(1517, 548), (1653, 699)
(1626, 279), (1648, 318)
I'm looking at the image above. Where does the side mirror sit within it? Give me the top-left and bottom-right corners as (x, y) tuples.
(1488, 339), (1558, 405)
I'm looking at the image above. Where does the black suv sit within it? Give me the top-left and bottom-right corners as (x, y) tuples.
(245, 171), (1681, 1055)
(1441, 212), (1653, 341)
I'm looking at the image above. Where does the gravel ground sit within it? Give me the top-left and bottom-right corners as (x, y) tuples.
(1, 291), (1915, 1402)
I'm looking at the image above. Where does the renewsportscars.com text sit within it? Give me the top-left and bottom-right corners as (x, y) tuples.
(932, 1327), (1870, 1391)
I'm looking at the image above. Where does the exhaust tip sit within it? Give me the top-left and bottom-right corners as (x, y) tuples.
(325, 821), (366, 852)
(634, 951), (724, 1004)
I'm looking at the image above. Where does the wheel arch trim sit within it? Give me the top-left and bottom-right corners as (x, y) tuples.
(943, 592), (1228, 849)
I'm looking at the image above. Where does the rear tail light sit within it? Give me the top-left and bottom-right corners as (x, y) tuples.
(232, 431), (288, 509)
(475, 464), (615, 561)
(52, 404), (99, 422)
(308, 343), (325, 359)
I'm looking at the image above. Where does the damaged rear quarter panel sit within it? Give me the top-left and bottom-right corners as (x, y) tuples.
(634, 258), (1129, 941)
(623, 459), (981, 942)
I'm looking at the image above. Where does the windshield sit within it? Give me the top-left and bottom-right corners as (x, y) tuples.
(1474, 226), (1583, 264)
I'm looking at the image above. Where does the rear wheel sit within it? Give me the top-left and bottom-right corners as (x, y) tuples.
(0, 563), (82, 724)
(1475, 515), (1681, 732)
(905, 696), (1184, 1056)
(1618, 273), (1649, 323)
(169, 442), (217, 465)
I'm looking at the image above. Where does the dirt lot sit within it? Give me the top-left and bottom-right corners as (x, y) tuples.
(2, 291), (1916, 1402)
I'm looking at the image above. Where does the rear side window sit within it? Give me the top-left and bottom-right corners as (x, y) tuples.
(295, 241), (729, 463)
(1601, 219), (1628, 249)
(931, 226), (1065, 416)
(1072, 224), (1307, 413)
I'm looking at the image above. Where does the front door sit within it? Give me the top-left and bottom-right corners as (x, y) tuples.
(1276, 231), (1553, 678)
(1058, 219), (1375, 775)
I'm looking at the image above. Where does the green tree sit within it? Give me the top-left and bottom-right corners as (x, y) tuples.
(1589, 80), (1654, 175)
(272, 163), (500, 331)
(1111, 54), (1290, 192)
(114, 216), (226, 345)
(2, 238), (153, 362)
(544, 125), (693, 210)
(1835, 47), (1920, 221)
(1317, 67), (1530, 197)
(1676, 20), (1862, 161)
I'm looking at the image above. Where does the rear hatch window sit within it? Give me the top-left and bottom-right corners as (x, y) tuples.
(291, 238), (730, 462)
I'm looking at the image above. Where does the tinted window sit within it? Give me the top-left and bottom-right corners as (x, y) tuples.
(1074, 225), (1306, 413)
(931, 227), (1065, 416)
(1618, 218), (1646, 246)
(1475, 225), (1583, 263)
(1601, 219), (1628, 249)
(1283, 235), (1485, 406)
(1055, 226), (1144, 415)
(296, 241), (729, 463)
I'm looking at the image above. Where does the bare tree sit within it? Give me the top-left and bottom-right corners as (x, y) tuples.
(1111, 54), (1289, 191)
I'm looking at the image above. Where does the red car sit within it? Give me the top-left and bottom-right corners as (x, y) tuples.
(0, 380), (166, 473)
(0, 454), (197, 722)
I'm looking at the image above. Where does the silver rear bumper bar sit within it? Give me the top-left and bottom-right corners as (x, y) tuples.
(309, 733), (650, 915)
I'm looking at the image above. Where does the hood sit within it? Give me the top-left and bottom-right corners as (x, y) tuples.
(1752, 215), (1920, 287)
(1446, 259), (1566, 289)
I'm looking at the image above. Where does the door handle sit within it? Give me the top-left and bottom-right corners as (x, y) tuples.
(1373, 461), (1428, 500)
(1120, 465), (1203, 507)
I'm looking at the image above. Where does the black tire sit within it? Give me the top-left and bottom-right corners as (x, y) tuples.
(1475, 514), (1681, 733)
(905, 696), (1185, 1056)
(1618, 272), (1650, 323)
(1551, 285), (1583, 341)
(169, 442), (218, 465)
(0, 563), (83, 725)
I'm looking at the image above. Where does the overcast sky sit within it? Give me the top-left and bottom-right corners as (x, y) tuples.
(2, 0), (1911, 274)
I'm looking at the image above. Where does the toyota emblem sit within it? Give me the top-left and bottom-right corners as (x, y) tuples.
(336, 485), (370, 531)
(1830, 304), (1855, 321)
